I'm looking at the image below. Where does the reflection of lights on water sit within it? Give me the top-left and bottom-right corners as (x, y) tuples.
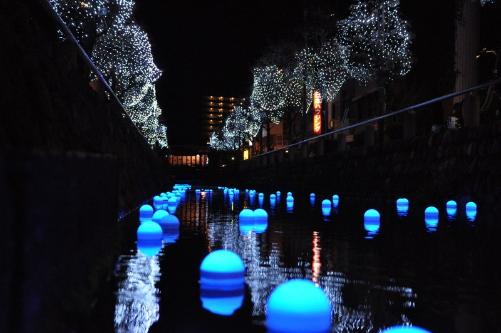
(312, 231), (321, 284)
(198, 194), (416, 329)
(114, 253), (161, 333)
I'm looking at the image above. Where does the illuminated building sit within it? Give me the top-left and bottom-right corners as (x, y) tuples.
(203, 96), (247, 144)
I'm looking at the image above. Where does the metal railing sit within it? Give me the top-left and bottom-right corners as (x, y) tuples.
(251, 77), (501, 159)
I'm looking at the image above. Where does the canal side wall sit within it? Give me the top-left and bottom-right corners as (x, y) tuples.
(233, 122), (501, 226)
(0, 1), (168, 332)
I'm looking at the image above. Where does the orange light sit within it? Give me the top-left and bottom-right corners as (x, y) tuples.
(313, 91), (322, 135)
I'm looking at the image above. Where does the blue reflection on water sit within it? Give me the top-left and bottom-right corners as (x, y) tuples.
(115, 250), (161, 333)
(382, 326), (431, 333)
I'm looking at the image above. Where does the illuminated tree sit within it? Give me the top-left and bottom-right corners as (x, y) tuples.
(49, 0), (168, 148)
(337, 0), (412, 84)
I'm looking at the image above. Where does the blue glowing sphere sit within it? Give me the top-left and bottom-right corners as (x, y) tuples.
(364, 209), (381, 233)
(287, 192), (292, 197)
(276, 191), (281, 197)
(424, 206), (439, 221)
(270, 194), (277, 207)
(381, 326), (431, 333)
(465, 201), (477, 221)
(332, 195), (340, 208)
(321, 199), (331, 217)
(153, 195), (163, 210)
(137, 239), (162, 257)
(286, 195), (294, 203)
(167, 197), (178, 214)
(424, 206), (439, 231)
(396, 198), (409, 216)
(200, 250), (245, 291)
(152, 209), (169, 225)
(239, 208), (254, 220)
(139, 204), (154, 223)
(254, 208), (268, 220)
(137, 221), (163, 241)
(446, 200), (457, 216)
(266, 279), (332, 333)
(310, 193), (316, 206)
(163, 223), (180, 244)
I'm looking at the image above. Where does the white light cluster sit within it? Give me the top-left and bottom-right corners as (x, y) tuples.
(49, 0), (168, 148)
(212, 0), (413, 152)
(250, 66), (287, 122)
(209, 105), (262, 151)
(337, 0), (412, 83)
(480, 0), (495, 5)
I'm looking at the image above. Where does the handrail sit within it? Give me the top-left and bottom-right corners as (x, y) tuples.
(252, 77), (501, 159)
(40, 0), (151, 148)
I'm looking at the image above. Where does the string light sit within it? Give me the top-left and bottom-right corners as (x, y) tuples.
(49, 0), (167, 148)
(337, 0), (412, 84)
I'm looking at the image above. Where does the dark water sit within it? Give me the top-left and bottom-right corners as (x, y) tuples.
(113, 190), (501, 333)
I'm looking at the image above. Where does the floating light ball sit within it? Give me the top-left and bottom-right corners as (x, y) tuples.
(276, 191), (281, 201)
(258, 193), (264, 207)
(166, 196), (178, 214)
(286, 195), (294, 212)
(162, 215), (180, 244)
(153, 195), (163, 210)
(364, 209), (381, 237)
(199, 250), (245, 316)
(152, 209), (169, 225)
(309, 193), (316, 206)
(424, 206), (439, 232)
(287, 192), (292, 197)
(465, 201), (477, 221)
(139, 204), (154, 223)
(239, 208), (254, 234)
(270, 194), (277, 208)
(446, 200), (457, 217)
(381, 326), (431, 333)
(253, 208), (269, 233)
(396, 198), (409, 217)
(266, 279), (332, 333)
(321, 199), (331, 217)
(137, 221), (163, 242)
(332, 195), (339, 208)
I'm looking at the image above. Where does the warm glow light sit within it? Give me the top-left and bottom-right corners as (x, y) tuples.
(243, 149), (249, 160)
(313, 91), (322, 135)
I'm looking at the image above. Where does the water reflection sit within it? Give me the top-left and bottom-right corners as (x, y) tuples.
(114, 251), (161, 333)
(204, 198), (416, 330)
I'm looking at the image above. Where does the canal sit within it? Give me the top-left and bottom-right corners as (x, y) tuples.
(113, 187), (500, 333)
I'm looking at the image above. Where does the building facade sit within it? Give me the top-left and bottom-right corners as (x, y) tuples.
(202, 96), (247, 144)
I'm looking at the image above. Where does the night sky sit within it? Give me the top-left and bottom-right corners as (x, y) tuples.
(135, 0), (333, 147)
